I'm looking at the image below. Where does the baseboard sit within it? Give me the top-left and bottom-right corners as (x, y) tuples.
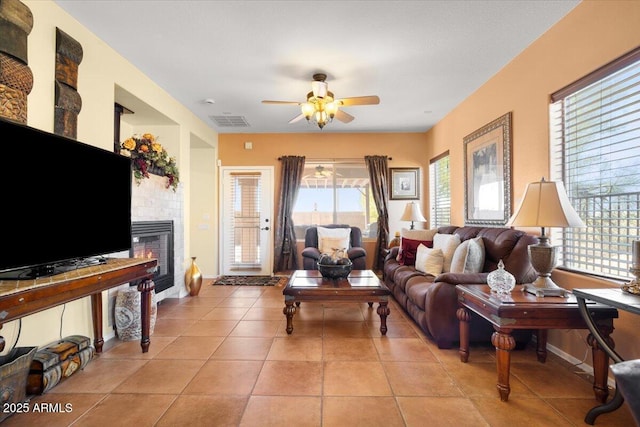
(544, 340), (616, 388)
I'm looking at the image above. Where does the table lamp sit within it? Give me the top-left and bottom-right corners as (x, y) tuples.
(400, 202), (426, 230)
(507, 178), (585, 297)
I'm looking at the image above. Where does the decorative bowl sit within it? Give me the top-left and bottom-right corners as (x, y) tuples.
(318, 261), (352, 279)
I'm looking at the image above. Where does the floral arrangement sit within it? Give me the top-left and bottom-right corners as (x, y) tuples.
(120, 133), (179, 191)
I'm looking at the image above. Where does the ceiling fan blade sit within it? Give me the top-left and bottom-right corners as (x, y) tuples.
(335, 110), (355, 123)
(262, 100), (301, 105)
(288, 113), (305, 124)
(337, 96), (380, 106)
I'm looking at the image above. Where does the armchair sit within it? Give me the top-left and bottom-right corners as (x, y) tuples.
(301, 225), (367, 270)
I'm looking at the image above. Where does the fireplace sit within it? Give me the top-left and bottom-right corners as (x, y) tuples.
(130, 221), (174, 293)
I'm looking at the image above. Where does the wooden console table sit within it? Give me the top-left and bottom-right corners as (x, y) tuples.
(573, 288), (640, 424)
(0, 258), (157, 353)
(456, 284), (618, 402)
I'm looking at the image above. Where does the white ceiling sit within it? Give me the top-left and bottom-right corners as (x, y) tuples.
(54, 0), (579, 134)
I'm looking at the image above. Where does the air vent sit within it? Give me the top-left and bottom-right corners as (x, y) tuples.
(209, 115), (250, 127)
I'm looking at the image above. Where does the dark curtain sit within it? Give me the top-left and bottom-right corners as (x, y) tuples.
(274, 155), (306, 273)
(365, 155), (390, 271)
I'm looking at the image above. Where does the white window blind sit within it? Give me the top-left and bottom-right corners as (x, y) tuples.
(429, 152), (450, 228)
(550, 47), (640, 279)
(226, 172), (261, 267)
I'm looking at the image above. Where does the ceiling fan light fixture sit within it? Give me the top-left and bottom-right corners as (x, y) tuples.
(315, 110), (328, 127)
(301, 102), (315, 120)
(263, 73), (379, 130)
(311, 80), (328, 99)
(325, 101), (339, 119)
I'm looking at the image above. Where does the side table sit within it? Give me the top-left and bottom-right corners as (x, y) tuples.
(456, 284), (618, 402)
(573, 288), (640, 425)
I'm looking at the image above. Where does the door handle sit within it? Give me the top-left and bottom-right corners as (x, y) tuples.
(261, 226), (270, 231)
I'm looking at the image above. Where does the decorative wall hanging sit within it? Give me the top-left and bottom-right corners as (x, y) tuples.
(463, 112), (512, 226)
(120, 133), (180, 191)
(390, 167), (420, 200)
(54, 28), (83, 139)
(0, 0), (33, 123)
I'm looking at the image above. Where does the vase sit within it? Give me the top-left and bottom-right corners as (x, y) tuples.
(185, 256), (203, 296)
(487, 260), (516, 294)
(114, 288), (157, 341)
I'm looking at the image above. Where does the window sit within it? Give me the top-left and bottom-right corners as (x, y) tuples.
(550, 47), (640, 279)
(292, 162), (378, 239)
(429, 152), (450, 228)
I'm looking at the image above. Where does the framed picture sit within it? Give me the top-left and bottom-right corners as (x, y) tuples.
(463, 112), (512, 226)
(390, 168), (419, 200)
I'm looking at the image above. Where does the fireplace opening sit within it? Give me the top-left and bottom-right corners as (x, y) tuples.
(130, 221), (174, 293)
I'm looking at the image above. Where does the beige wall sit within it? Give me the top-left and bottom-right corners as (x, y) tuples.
(424, 0), (640, 364)
(218, 133), (429, 269)
(1, 1), (217, 354)
(220, 1), (640, 373)
(218, 132), (430, 253)
(9, 0), (640, 378)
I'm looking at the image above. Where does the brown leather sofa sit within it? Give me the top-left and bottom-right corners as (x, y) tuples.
(383, 226), (538, 349)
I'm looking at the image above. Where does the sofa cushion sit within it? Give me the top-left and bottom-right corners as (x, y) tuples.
(433, 233), (461, 272)
(393, 266), (426, 293)
(317, 226), (351, 254)
(415, 245), (444, 276)
(405, 276), (432, 311)
(450, 236), (485, 274)
(397, 237), (433, 266)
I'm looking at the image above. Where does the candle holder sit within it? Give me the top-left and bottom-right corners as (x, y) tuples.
(622, 267), (640, 295)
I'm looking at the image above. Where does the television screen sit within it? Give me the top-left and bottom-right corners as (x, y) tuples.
(0, 117), (132, 278)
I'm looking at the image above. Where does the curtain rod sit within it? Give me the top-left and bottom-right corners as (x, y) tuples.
(277, 156), (392, 161)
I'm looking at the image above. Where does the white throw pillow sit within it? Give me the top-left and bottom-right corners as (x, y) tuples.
(433, 233), (462, 273)
(450, 237), (485, 274)
(317, 227), (351, 255)
(415, 244), (444, 276)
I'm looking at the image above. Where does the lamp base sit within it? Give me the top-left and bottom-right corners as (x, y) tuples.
(523, 276), (570, 298)
(525, 237), (570, 297)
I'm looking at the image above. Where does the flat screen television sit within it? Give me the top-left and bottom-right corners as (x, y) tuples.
(0, 117), (132, 279)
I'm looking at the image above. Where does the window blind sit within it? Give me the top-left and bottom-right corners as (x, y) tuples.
(550, 47), (640, 279)
(429, 152), (450, 228)
(226, 172), (261, 267)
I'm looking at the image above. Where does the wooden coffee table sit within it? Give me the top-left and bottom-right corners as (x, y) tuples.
(283, 270), (391, 335)
(456, 284), (618, 403)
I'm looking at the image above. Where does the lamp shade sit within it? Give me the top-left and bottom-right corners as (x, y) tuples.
(400, 202), (426, 223)
(507, 179), (585, 228)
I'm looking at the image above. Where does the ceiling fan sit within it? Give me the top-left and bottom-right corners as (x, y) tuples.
(262, 73), (380, 129)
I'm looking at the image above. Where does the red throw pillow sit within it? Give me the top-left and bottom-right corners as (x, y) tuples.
(397, 237), (433, 266)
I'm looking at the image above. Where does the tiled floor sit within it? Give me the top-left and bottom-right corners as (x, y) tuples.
(5, 279), (635, 426)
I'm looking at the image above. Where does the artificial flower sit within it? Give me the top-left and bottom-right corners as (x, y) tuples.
(119, 133), (180, 191)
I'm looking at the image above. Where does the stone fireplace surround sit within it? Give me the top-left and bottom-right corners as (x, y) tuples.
(106, 174), (185, 333)
(130, 174), (184, 299)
